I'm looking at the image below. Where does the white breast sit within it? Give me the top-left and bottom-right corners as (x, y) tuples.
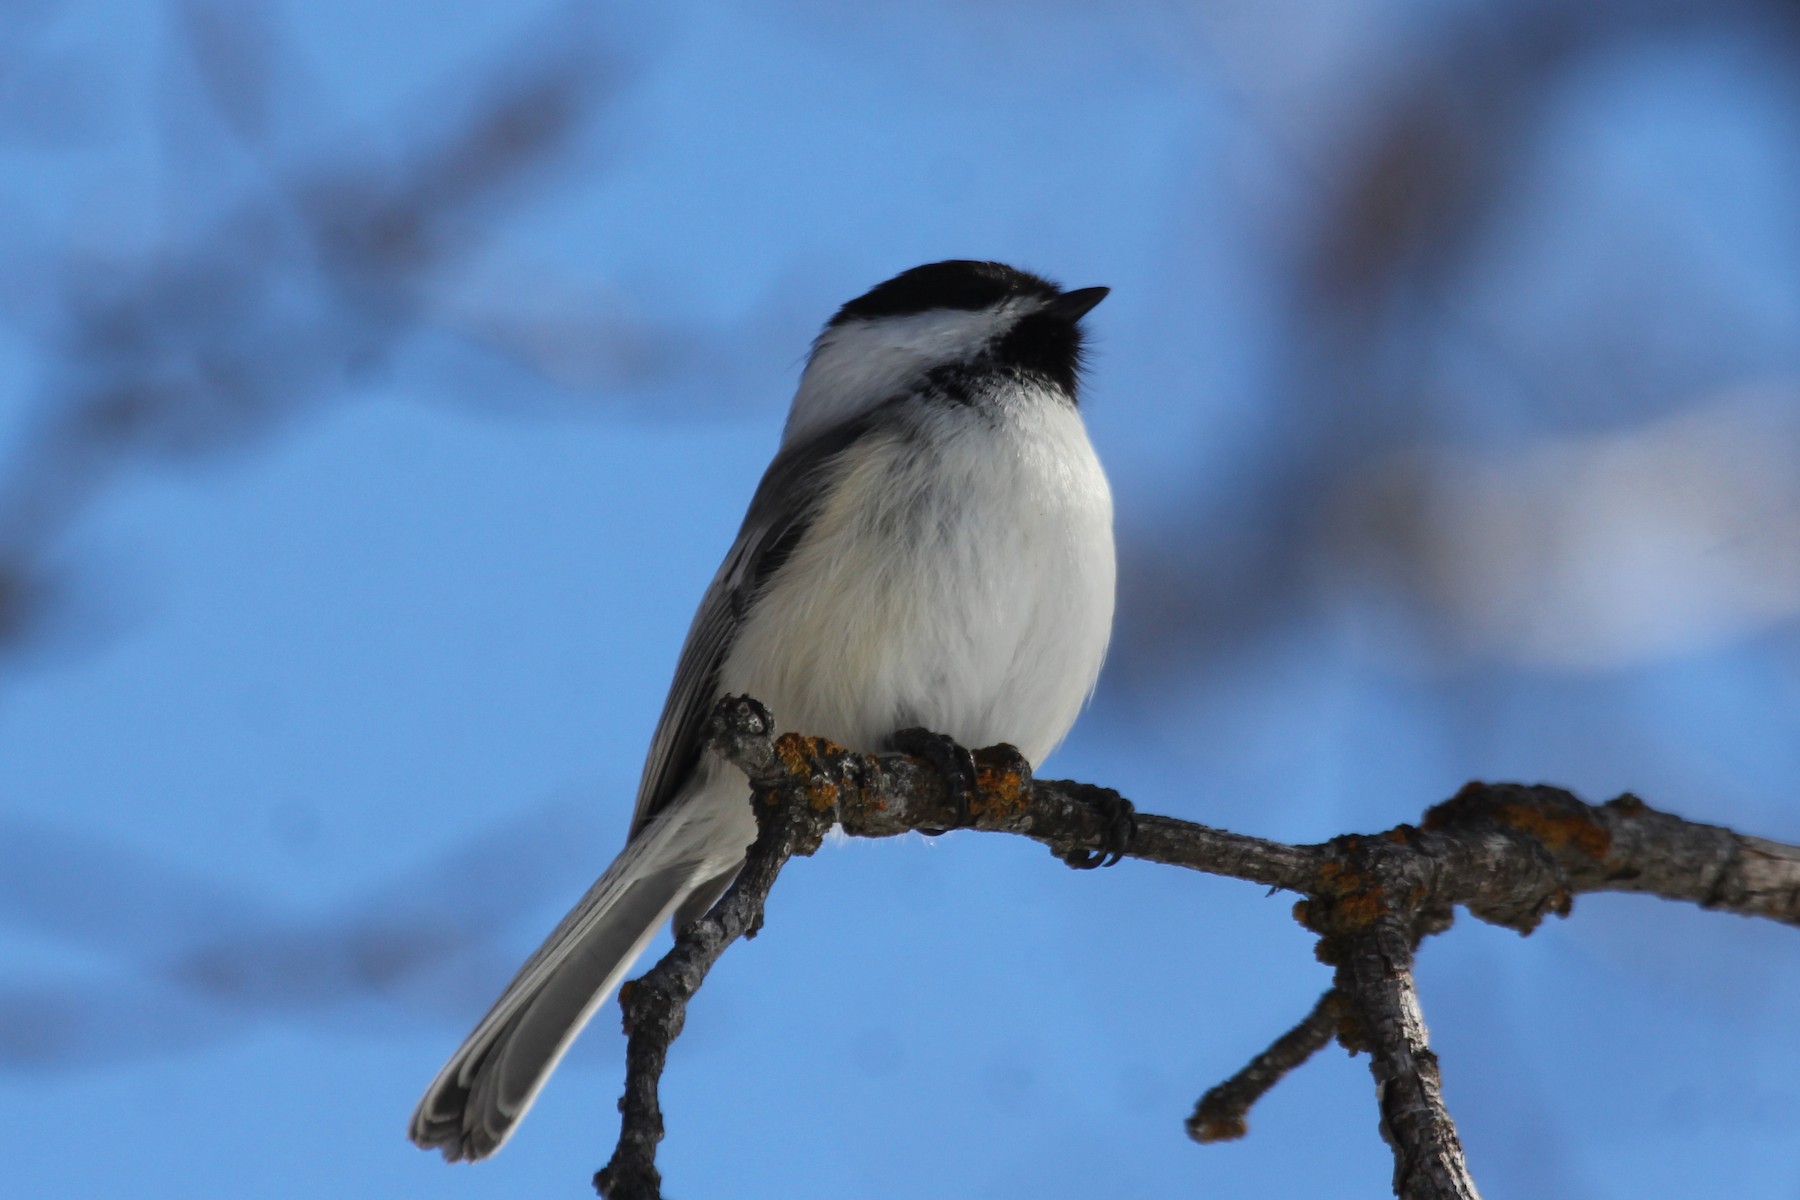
(720, 388), (1115, 767)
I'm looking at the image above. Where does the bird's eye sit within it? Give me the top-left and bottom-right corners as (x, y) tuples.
(990, 310), (1085, 392)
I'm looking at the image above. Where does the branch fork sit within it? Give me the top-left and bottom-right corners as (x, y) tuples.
(593, 696), (1800, 1200)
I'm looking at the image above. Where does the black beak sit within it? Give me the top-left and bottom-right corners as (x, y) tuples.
(1046, 286), (1109, 322)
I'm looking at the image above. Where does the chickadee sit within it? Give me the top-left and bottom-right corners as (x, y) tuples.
(410, 260), (1116, 1161)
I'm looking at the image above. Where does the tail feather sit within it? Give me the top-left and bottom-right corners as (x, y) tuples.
(409, 840), (693, 1161)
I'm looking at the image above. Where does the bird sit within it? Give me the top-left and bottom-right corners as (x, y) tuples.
(410, 259), (1117, 1161)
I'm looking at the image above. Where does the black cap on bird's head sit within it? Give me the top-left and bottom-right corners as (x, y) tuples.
(829, 260), (1106, 327)
(822, 260), (1108, 397)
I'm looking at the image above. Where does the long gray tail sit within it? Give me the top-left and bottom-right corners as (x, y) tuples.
(409, 818), (707, 1162)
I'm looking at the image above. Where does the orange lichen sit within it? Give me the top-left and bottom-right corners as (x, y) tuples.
(1297, 856), (1390, 939)
(772, 732), (813, 775)
(770, 732), (852, 813)
(1493, 801), (1610, 860)
(969, 760), (1031, 821)
(1314, 858), (1359, 889)
(773, 732), (850, 769)
(1328, 887), (1390, 928)
(1425, 782), (1613, 860)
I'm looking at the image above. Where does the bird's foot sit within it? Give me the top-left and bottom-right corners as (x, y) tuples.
(889, 726), (979, 834)
(1061, 784), (1137, 869)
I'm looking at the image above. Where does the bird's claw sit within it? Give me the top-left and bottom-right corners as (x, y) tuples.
(1061, 785), (1137, 869)
(890, 726), (980, 833)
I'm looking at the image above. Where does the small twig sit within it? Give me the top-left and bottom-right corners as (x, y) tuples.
(1188, 989), (1347, 1143)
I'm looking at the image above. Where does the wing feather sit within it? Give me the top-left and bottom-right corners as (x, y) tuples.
(627, 410), (887, 834)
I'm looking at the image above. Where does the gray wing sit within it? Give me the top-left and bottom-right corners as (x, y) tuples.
(627, 409), (890, 836)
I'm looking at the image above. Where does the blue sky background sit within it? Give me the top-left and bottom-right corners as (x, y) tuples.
(5, 2), (1800, 1197)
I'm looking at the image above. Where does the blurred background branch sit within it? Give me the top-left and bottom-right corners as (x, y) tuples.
(0, 0), (622, 657)
(1117, 0), (1800, 685)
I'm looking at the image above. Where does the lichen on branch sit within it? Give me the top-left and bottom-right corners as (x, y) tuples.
(592, 695), (1800, 1200)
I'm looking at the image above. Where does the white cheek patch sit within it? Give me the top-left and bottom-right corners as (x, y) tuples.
(783, 302), (1033, 444)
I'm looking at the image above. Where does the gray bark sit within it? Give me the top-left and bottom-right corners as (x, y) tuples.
(591, 696), (1800, 1200)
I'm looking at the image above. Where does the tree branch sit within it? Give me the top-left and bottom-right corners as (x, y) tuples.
(592, 698), (834, 1200)
(1337, 915), (1478, 1200)
(590, 697), (1800, 1199)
